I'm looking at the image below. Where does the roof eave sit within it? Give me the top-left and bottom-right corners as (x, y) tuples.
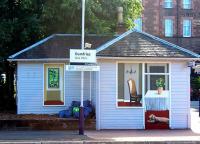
(96, 56), (200, 61)
(7, 58), (70, 62)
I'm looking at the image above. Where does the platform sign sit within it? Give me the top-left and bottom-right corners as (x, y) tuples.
(66, 65), (100, 71)
(70, 49), (96, 63)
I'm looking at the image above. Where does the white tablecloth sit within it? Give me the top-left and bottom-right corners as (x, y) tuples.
(145, 90), (169, 110)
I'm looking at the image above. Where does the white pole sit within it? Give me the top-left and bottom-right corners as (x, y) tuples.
(89, 72), (92, 101)
(79, 0), (85, 135)
(81, 0), (85, 107)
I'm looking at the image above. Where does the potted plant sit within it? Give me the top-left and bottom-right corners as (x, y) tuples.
(156, 78), (165, 95)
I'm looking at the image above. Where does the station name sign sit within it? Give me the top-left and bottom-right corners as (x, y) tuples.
(66, 65), (100, 71)
(70, 49), (96, 63)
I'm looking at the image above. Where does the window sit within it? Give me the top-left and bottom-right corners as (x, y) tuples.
(164, 0), (173, 8)
(183, 19), (192, 37)
(183, 0), (191, 9)
(134, 18), (142, 31)
(165, 19), (173, 37)
(117, 63), (170, 108)
(117, 63), (143, 107)
(144, 63), (170, 111)
(44, 64), (64, 106)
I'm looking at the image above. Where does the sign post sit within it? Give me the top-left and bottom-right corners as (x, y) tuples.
(79, 0), (85, 135)
(67, 0), (99, 135)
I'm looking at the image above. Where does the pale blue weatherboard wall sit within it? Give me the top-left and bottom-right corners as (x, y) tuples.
(17, 62), (92, 114)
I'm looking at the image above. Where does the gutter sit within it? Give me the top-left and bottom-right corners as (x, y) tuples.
(96, 56), (200, 61)
(7, 57), (200, 62)
(7, 58), (70, 62)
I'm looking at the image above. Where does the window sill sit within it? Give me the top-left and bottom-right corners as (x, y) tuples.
(44, 100), (64, 106)
(117, 101), (143, 108)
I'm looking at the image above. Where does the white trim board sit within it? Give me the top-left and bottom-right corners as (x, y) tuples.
(8, 57), (200, 62)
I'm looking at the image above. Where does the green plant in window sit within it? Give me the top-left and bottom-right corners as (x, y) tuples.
(48, 68), (59, 88)
(156, 78), (165, 88)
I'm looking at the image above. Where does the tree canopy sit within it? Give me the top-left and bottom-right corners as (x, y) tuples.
(41, 0), (143, 34)
(0, 0), (142, 59)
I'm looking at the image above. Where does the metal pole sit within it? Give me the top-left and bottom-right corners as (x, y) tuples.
(199, 89), (200, 117)
(89, 72), (92, 101)
(79, 0), (85, 135)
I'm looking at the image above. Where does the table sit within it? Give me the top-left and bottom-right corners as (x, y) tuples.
(144, 90), (169, 110)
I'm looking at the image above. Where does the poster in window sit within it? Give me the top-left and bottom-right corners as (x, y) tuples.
(48, 68), (59, 88)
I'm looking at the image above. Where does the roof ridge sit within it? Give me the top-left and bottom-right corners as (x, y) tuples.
(9, 34), (55, 59)
(134, 29), (200, 58)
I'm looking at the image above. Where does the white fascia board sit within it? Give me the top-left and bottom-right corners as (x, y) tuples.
(96, 56), (200, 61)
(9, 35), (55, 59)
(96, 29), (134, 53)
(134, 29), (200, 58)
(7, 58), (69, 62)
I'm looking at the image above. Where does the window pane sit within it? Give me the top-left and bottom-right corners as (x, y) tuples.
(183, 20), (191, 37)
(145, 75), (169, 92)
(164, 0), (173, 8)
(145, 63), (169, 73)
(183, 0), (191, 9)
(144, 75), (170, 111)
(118, 63), (143, 107)
(48, 68), (59, 88)
(165, 19), (173, 37)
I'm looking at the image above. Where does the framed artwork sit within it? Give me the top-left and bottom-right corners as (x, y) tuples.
(48, 68), (59, 88)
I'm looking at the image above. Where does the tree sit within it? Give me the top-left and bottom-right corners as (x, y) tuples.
(0, 0), (44, 111)
(0, 0), (44, 59)
(41, 0), (143, 35)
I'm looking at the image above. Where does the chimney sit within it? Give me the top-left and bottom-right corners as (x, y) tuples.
(116, 7), (126, 34)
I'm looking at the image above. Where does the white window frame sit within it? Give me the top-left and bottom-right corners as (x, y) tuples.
(183, 0), (192, 9)
(145, 63), (169, 91)
(164, 0), (173, 8)
(116, 61), (144, 109)
(183, 19), (192, 37)
(43, 63), (65, 107)
(115, 61), (171, 108)
(165, 19), (173, 37)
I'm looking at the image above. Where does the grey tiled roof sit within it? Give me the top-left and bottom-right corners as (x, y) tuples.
(97, 31), (199, 58)
(9, 31), (200, 60)
(10, 34), (113, 59)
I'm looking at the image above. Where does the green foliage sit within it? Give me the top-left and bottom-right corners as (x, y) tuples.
(0, 0), (44, 59)
(41, 0), (143, 34)
(191, 76), (200, 90)
(156, 78), (165, 88)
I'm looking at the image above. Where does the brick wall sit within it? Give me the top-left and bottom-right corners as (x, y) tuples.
(142, 0), (200, 54)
